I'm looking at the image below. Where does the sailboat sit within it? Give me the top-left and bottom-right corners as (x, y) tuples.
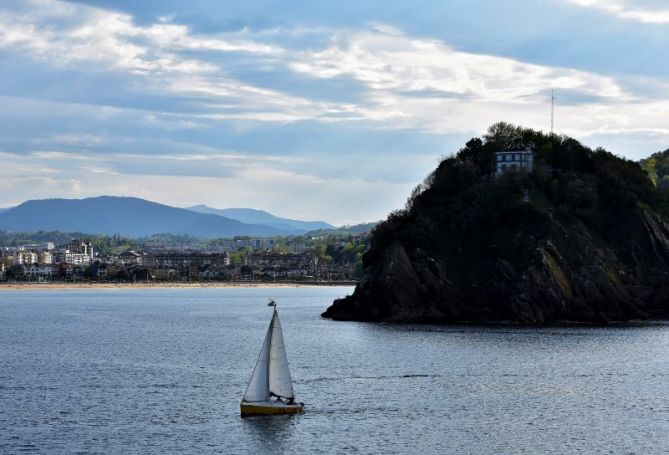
(240, 307), (304, 416)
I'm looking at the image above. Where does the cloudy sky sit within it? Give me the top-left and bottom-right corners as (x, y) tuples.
(1, 0), (667, 224)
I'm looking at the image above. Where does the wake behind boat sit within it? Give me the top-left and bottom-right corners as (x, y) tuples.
(240, 306), (304, 416)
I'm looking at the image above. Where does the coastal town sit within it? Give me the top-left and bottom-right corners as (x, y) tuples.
(0, 234), (368, 284)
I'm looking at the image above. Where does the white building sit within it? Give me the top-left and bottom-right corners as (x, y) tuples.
(65, 252), (91, 265)
(53, 246), (92, 265)
(39, 251), (54, 265)
(20, 242), (55, 251)
(16, 251), (39, 265)
(495, 148), (534, 177)
(25, 264), (55, 279)
(68, 240), (94, 260)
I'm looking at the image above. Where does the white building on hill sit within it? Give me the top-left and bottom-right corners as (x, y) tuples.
(495, 147), (534, 177)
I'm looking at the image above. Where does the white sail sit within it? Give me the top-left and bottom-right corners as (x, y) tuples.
(268, 310), (295, 399)
(242, 317), (273, 402)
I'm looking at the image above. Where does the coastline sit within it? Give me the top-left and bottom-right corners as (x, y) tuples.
(0, 281), (357, 291)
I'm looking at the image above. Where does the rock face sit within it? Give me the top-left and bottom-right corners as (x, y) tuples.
(323, 129), (669, 324)
(324, 206), (669, 325)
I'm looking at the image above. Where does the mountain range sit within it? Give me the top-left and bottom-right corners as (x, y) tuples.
(0, 196), (337, 238)
(187, 205), (333, 232)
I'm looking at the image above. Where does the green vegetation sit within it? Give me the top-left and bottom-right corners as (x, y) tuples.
(90, 234), (139, 255)
(367, 122), (664, 293)
(0, 230), (139, 254)
(307, 222), (379, 236)
(640, 147), (669, 191)
(0, 230), (88, 246)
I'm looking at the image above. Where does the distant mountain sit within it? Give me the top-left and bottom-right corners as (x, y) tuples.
(188, 205), (334, 233)
(0, 197), (290, 238)
(335, 222), (378, 234)
(307, 221), (379, 236)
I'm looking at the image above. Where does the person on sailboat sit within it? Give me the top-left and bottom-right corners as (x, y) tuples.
(270, 392), (293, 405)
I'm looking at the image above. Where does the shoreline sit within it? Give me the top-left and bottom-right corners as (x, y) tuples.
(0, 281), (357, 291)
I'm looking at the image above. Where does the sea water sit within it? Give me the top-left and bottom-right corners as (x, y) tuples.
(1, 287), (669, 454)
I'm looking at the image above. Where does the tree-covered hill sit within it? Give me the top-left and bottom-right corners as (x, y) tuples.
(323, 123), (669, 324)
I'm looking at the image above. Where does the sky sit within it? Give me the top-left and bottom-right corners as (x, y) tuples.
(0, 0), (668, 225)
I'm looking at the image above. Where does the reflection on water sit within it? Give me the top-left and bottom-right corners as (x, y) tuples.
(242, 415), (295, 454)
(2, 287), (669, 454)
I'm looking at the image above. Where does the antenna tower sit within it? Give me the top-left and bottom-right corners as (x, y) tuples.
(550, 89), (555, 135)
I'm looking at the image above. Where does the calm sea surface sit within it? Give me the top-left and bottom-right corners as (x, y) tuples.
(1, 287), (669, 454)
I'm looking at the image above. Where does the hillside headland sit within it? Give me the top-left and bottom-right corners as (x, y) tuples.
(323, 123), (669, 325)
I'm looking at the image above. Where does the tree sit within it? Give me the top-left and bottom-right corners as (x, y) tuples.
(642, 157), (658, 186)
(114, 270), (133, 282)
(484, 122), (525, 150)
(312, 244), (327, 258)
(455, 137), (494, 175)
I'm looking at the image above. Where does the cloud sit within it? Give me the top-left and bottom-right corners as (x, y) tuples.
(564, 0), (669, 24)
(1, 0), (669, 223)
(0, 0), (370, 125)
(0, 0), (276, 72)
(290, 29), (625, 102)
(215, 167), (412, 225)
(0, 149), (406, 224)
(286, 27), (669, 145)
(2, 0), (666, 139)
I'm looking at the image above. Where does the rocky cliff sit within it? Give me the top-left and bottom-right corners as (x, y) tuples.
(323, 124), (669, 324)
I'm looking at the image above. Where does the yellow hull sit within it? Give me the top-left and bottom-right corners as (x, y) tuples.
(240, 401), (304, 416)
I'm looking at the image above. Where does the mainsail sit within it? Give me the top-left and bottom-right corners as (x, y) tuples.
(242, 309), (295, 402)
(268, 311), (295, 399)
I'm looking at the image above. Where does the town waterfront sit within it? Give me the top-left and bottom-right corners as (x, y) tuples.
(2, 287), (669, 454)
(0, 281), (357, 291)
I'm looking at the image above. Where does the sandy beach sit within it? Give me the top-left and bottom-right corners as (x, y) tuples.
(0, 281), (357, 291)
